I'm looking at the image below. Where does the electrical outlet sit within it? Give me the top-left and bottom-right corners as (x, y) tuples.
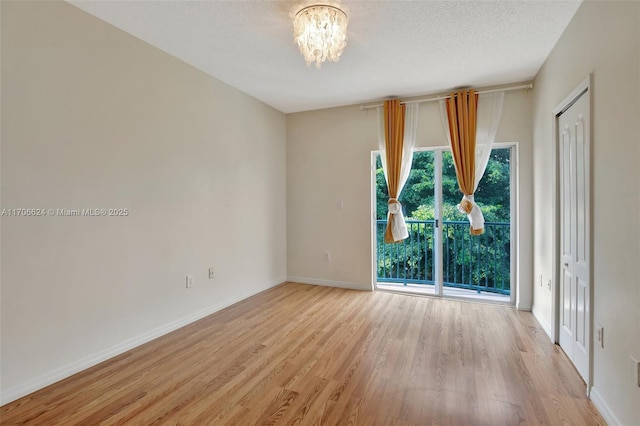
(631, 356), (640, 387)
(186, 275), (193, 288)
(208, 267), (215, 279)
(596, 324), (604, 348)
(324, 251), (331, 261)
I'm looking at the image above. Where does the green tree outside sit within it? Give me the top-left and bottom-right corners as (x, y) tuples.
(377, 149), (510, 222)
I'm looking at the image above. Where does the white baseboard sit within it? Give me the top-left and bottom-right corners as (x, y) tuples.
(590, 386), (621, 425)
(0, 277), (286, 406)
(516, 302), (532, 311)
(531, 304), (553, 341)
(287, 276), (371, 291)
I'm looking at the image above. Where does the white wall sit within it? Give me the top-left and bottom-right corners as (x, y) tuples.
(286, 90), (533, 309)
(0, 1), (287, 403)
(531, 1), (640, 424)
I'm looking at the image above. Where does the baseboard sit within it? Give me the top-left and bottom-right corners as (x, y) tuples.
(590, 386), (621, 425)
(287, 276), (370, 291)
(516, 302), (532, 311)
(531, 304), (553, 341)
(0, 277), (286, 406)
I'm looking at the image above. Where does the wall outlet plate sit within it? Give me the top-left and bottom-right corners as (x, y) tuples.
(208, 267), (215, 279)
(631, 356), (640, 387)
(596, 324), (604, 348)
(186, 275), (193, 288)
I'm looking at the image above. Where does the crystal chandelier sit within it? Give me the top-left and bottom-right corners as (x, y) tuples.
(293, 4), (348, 68)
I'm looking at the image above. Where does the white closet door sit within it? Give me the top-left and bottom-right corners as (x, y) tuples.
(558, 91), (590, 382)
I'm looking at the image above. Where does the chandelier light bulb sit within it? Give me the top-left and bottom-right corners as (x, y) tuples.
(293, 4), (348, 68)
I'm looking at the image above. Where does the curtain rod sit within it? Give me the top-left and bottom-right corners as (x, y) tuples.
(360, 82), (533, 110)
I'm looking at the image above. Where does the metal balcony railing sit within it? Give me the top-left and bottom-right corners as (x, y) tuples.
(376, 219), (510, 294)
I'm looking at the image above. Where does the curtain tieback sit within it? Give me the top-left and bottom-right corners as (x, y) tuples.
(457, 195), (474, 214)
(457, 194), (485, 235)
(387, 198), (402, 214)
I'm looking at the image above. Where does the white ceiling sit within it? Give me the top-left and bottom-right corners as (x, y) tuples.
(68, 0), (582, 114)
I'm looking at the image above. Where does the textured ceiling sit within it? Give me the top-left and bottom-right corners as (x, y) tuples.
(68, 0), (582, 113)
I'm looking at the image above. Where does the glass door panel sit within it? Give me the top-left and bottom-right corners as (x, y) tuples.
(441, 149), (511, 301)
(375, 151), (436, 295)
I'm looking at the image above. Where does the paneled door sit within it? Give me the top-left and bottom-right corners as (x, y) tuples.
(558, 89), (590, 382)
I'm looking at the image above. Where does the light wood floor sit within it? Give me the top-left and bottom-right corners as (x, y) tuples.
(1, 282), (604, 425)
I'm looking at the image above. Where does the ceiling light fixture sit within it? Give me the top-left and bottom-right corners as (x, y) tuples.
(293, 4), (348, 68)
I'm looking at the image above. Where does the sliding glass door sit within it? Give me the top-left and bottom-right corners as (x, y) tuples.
(374, 145), (515, 303)
(375, 150), (437, 294)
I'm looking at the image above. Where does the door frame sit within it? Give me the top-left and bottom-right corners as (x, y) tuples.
(551, 75), (592, 394)
(370, 143), (518, 306)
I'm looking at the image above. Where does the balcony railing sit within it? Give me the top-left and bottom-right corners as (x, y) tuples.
(376, 219), (510, 295)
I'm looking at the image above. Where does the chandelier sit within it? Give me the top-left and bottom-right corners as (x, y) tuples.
(293, 4), (348, 68)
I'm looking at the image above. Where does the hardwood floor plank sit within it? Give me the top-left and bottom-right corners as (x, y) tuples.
(253, 388), (300, 425)
(277, 376), (329, 425)
(1, 283), (605, 425)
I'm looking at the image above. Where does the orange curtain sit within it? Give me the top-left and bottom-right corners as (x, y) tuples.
(445, 89), (482, 235)
(383, 100), (405, 243)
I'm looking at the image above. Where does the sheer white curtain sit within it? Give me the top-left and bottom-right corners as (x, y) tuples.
(439, 92), (504, 232)
(377, 103), (419, 241)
